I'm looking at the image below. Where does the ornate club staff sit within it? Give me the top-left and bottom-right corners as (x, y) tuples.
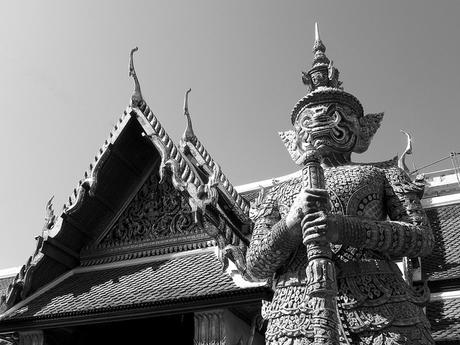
(302, 146), (340, 345)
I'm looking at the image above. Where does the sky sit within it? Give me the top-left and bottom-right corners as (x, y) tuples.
(0, 0), (459, 268)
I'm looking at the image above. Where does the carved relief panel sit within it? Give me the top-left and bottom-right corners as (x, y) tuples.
(99, 172), (200, 248)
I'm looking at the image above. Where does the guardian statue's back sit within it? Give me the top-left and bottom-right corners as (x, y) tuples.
(245, 24), (434, 345)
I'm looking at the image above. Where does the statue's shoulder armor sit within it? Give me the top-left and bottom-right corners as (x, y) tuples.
(367, 156), (413, 183)
(364, 156), (410, 181)
(364, 157), (426, 197)
(366, 156), (399, 170)
(249, 179), (296, 221)
(269, 174), (303, 198)
(250, 174), (302, 219)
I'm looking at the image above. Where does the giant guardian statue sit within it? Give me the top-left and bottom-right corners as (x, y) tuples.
(245, 24), (434, 345)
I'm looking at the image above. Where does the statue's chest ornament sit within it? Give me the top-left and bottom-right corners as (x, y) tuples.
(346, 185), (385, 220)
(324, 166), (386, 220)
(276, 166), (386, 223)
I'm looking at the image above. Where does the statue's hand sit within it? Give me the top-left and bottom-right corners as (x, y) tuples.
(301, 211), (339, 245)
(285, 188), (329, 232)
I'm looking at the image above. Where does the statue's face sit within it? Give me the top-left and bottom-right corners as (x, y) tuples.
(294, 103), (359, 155)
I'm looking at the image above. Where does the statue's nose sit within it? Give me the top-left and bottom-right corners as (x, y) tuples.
(312, 113), (330, 123)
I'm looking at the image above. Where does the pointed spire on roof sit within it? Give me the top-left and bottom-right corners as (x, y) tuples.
(182, 88), (196, 142)
(129, 47), (143, 107)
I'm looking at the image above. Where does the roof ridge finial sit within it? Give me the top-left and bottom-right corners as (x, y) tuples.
(182, 88), (196, 142)
(398, 130), (413, 173)
(129, 47), (143, 107)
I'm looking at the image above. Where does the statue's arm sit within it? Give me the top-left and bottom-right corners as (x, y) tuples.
(331, 166), (433, 258)
(246, 189), (301, 280)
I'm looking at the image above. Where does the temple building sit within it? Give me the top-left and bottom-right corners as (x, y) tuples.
(1, 35), (460, 344)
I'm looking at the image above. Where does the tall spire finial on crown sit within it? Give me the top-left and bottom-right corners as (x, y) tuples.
(312, 22), (329, 67)
(302, 23), (341, 92)
(293, 24), (363, 125)
(315, 22), (320, 41)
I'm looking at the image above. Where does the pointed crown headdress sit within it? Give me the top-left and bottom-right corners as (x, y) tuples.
(283, 24), (383, 155)
(291, 23), (364, 124)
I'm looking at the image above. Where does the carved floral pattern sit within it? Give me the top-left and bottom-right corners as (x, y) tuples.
(100, 173), (199, 246)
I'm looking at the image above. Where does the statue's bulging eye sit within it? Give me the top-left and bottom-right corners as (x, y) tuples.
(300, 110), (315, 127)
(331, 111), (341, 123)
(301, 116), (312, 127)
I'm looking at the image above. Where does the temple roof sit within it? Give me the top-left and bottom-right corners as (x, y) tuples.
(2, 50), (253, 310)
(0, 249), (270, 330)
(427, 295), (460, 342)
(0, 274), (17, 298)
(0, 281), (13, 315)
(423, 203), (460, 281)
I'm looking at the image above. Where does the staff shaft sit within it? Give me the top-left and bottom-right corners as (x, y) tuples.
(302, 158), (340, 344)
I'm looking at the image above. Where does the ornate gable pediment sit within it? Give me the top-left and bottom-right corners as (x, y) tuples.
(81, 170), (213, 265)
(101, 172), (198, 245)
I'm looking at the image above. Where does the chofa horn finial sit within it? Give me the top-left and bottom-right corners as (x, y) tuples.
(182, 88), (196, 142)
(398, 130), (413, 173)
(129, 47), (143, 107)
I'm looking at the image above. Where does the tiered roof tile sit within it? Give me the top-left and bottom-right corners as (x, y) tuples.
(0, 250), (267, 324)
(423, 204), (460, 281)
(427, 297), (460, 342)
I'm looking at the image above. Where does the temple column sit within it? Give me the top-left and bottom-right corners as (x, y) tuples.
(18, 330), (44, 345)
(194, 309), (263, 345)
(194, 310), (225, 345)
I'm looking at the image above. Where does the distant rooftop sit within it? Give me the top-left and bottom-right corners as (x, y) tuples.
(236, 167), (460, 208)
(0, 268), (20, 280)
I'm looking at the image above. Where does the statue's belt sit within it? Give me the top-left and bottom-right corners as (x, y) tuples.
(276, 259), (399, 287)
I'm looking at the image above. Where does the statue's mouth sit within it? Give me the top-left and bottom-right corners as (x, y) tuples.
(309, 124), (349, 145)
(305, 108), (350, 144)
(307, 124), (356, 153)
(296, 107), (358, 154)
